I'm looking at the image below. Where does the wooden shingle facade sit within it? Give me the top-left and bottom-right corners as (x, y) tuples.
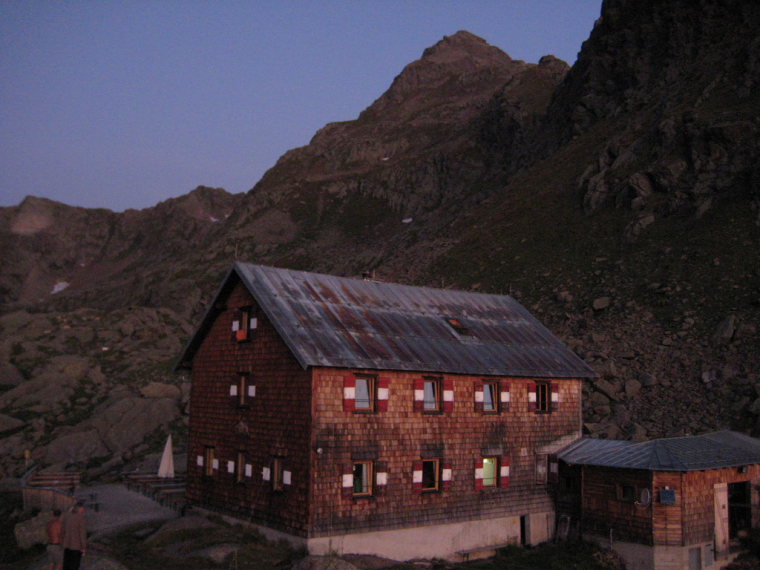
(556, 432), (760, 570)
(178, 263), (597, 560)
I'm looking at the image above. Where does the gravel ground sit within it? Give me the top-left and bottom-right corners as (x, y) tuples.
(77, 483), (179, 537)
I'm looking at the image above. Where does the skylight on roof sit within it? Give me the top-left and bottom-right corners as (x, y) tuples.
(445, 317), (472, 336)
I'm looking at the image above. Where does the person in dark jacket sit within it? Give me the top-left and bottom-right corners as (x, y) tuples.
(61, 501), (86, 570)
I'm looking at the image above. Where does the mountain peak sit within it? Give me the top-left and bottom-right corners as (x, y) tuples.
(421, 30), (506, 61)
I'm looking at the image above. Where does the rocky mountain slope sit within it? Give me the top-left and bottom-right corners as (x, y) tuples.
(1, 0), (759, 478)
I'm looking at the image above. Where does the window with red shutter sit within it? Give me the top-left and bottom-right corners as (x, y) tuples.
(530, 382), (553, 413)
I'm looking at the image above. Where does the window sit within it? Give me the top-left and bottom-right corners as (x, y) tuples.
(355, 377), (374, 410)
(475, 456), (510, 490)
(536, 383), (550, 412)
(483, 381), (498, 412)
(263, 457), (290, 491)
(475, 380), (510, 413)
(482, 457), (498, 487)
(619, 484), (635, 502)
(445, 317), (472, 336)
(204, 446), (215, 477)
(235, 451), (246, 483)
(422, 460), (440, 492)
(231, 306), (257, 342)
(230, 373), (254, 406)
(423, 378), (440, 411)
(529, 382), (559, 413)
(272, 457), (283, 491)
(413, 460), (452, 493)
(344, 375), (389, 412)
(414, 377), (453, 412)
(353, 461), (373, 496)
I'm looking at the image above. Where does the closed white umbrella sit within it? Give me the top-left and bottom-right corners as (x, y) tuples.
(157, 434), (175, 478)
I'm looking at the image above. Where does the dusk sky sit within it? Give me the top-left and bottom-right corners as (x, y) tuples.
(1, 1), (602, 212)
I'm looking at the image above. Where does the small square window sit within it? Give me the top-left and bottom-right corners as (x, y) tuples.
(353, 461), (373, 496)
(422, 459), (440, 492)
(482, 457), (498, 487)
(619, 484), (635, 502)
(424, 379), (441, 411)
(355, 377), (374, 411)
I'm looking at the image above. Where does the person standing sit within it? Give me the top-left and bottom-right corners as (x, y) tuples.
(61, 501), (86, 570)
(46, 509), (63, 570)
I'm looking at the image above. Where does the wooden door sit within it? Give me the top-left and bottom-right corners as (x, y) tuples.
(714, 482), (729, 558)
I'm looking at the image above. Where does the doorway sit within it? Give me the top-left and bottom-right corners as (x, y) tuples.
(728, 481), (752, 538)
(520, 514), (530, 546)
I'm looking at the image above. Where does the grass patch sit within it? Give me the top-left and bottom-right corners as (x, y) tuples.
(461, 542), (624, 569)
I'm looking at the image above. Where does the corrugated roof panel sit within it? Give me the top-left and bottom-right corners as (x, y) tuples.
(558, 431), (760, 471)
(215, 263), (598, 378)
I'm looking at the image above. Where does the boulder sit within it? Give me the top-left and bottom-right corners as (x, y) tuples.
(712, 315), (736, 344)
(625, 379), (642, 398)
(44, 429), (110, 465)
(640, 373), (658, 387)
(14, 510), (50, 549)
(140, 382), (180, 399)
(91, 397), (179, 452)
(592, 296), (611, 310)
(191, 543), (241, 564)
(0, 413), (24, 433)
(0, 361), (25, 386)
(592, 378), (620, 401)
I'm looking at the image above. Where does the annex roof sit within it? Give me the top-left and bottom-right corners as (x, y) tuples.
(178, 263), (597, 378)
(558, 431), (760, 471)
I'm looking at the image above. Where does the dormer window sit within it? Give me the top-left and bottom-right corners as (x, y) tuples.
(445, 317), (472, 336)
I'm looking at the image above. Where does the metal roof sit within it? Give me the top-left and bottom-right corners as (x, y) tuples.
(558, 431), (760, 471)
(179, 262), (598, 378)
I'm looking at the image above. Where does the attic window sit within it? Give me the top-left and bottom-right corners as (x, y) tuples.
(231, 306), (257, 342)
(445, 317), (472, 336)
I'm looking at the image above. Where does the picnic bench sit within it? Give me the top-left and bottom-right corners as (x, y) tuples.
(123, 471), (186, 512)
(21, 469), (82, 512)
